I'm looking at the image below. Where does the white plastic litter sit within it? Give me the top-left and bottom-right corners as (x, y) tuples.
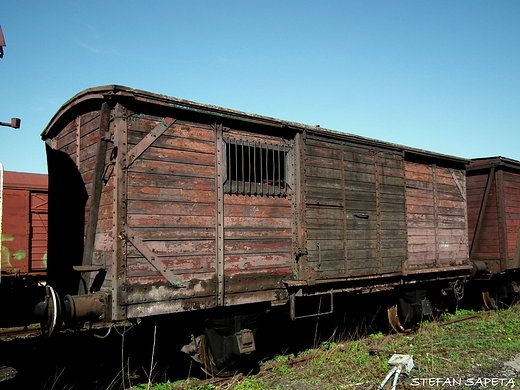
(377, 354), (414, 390)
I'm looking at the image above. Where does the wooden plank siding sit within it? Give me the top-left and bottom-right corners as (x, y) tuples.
(222, 129), (293, 305)
(122, 117), (294, 311)
(43, 107), (109, 295)
(467, 171), (501, 272)
(1, 172), (48, 279)
(44, 91), (297, 318)
(41, 86), (475, 322)
(405, 161), (468, 270)
(304, 136), (407, 278)
(125, 117), (217, 289)
(29, 192), (48, 271)
(503, 171), (520, 268)
(467, 158), (520, 273)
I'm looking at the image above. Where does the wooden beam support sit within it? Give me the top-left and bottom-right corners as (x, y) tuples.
(80, 102), (111, 293)
(125, 226), (186, 288)
(127, 117), (176, 167)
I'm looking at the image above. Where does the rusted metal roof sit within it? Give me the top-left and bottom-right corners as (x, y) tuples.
(41, 85), (469, 165)
(3, 171), (48, 191)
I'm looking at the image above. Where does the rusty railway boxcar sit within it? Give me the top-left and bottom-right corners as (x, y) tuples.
(40, 86), (471, 372)
(467, 157), (520, 308)
(1, 170), (48, 326)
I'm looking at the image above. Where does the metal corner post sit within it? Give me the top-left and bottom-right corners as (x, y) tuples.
(215, 124), (225, 306)
(112, 103), (129, 320)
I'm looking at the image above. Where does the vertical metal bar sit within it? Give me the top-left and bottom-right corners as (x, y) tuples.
(271, 146), (275, 196)
(496, 169), (508, 271)
(282, 143), (286, 192)
(513, 201), (520, 266)
(234, 138), (239, 195)
(401, 152), (409, 276)
(292, 131), (309, 281)
(76, 115), (81, 166)
(112, 102), (128, 321)
(230, 138), (234, 195)
(374, 151), (382, 273)
(247, 141), (255, 195)
(341, 142), (348, 274)
(267, 143), (270, 195)
(260, 142), (264, 195)
(253, 140), (257, 195)
(224, 138), (229, 192)
(277, 142), (281, 195)
(432, 164), (439, 267)
(317, 242), (321, 270)
(231, 139), (234, 195)
(241, 139), (245, 195)
(265, 144), (268, 196)
(215, 124), (225, 307)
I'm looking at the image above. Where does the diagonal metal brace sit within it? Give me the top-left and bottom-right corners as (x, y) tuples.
(126, 226), (185, 287)
(127, 117), (176, 167)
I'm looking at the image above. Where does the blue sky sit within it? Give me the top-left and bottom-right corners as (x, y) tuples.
(1, 1), (519, 174)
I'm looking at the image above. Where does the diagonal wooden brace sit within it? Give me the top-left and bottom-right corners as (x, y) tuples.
(127, 117), (176, 167)
(126, 226), (186, 287)
(450, 169), (466, 201)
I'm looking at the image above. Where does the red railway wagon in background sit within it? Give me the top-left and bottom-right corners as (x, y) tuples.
(0, 169), (48, 326)
(39, 85), (473, 373)
(467, 157), (520, 309)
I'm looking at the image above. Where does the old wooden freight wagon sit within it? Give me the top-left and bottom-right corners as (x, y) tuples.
(41, 86), (470, 371)
(0, 170), (48, 326)
(467, 157), (520, 309)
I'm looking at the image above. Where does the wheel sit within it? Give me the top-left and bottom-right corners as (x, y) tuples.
(198, 334), (239, 377)
(41, 285), (61, 338)
(482, 291), (498, 311)
(387, 303), (413, 333)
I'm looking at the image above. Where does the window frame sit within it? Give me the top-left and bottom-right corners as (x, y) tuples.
(222, 136), (291, 197)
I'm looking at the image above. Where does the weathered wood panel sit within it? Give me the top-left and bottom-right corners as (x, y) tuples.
(405, 161), (468, 270)
(503, 172), (520, 265)
(305, 136), (346, 276)
(217, 128), (294, 301)
(304, 136), (406, 279)
(466, 168), (501, 272)
(467, 162), (520, 272)
(125, 117), (217, 294)
(223, 194), (293, 273)
(30, 192), (48, 271)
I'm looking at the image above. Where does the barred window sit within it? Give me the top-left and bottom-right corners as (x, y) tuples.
(223, 137), (289, 196)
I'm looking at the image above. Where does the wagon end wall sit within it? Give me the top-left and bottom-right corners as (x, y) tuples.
(467, 157), (520, 273)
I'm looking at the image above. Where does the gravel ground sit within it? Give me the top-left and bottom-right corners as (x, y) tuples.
(433, 354), (520, 390)
(259, 354), (520, 390)
(382, 354), (520, 389)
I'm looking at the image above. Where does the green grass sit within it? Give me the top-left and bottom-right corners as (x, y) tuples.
(142, 304), (520, 390)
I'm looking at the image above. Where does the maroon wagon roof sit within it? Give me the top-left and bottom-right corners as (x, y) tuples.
(2, 171), (48, 191)
(467, 156), (520, 171)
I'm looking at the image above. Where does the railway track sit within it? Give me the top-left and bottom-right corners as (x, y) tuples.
(0, 326), (41, 341)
